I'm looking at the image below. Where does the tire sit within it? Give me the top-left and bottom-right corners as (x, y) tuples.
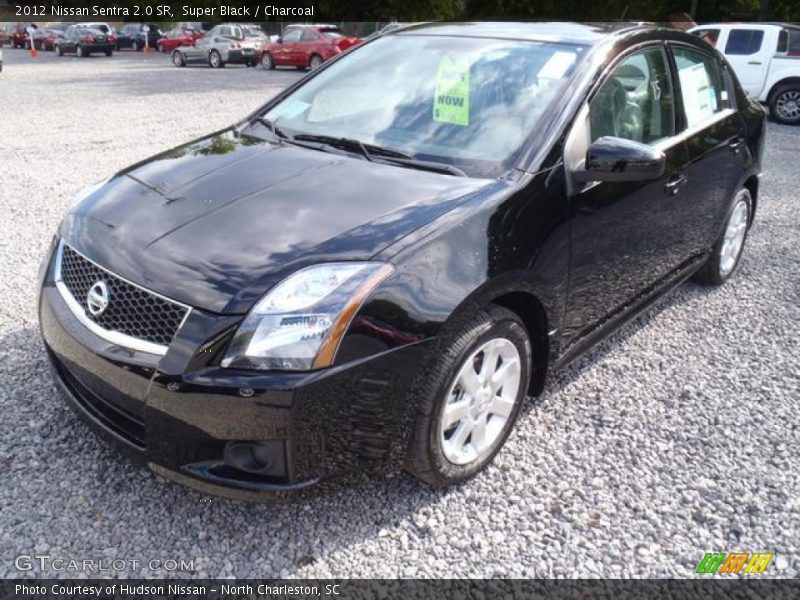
(309, 54), (323, 70)
(105, 49), (113, 57)
(172, 50), (186, 67)
(132, 40), (139, 52)
(694, 188), (752, 286)
(261, 52), (274, 70)
(769, 84), (800, 125)
(405, 305), (531, 487)
(76, 45), (85, 58)
(54, 44), (63, 56)
(209, 50), (222, 68)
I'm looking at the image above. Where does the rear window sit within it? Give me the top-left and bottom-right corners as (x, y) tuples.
(788, 28), (800, 56)
(724, 29), (764, 55)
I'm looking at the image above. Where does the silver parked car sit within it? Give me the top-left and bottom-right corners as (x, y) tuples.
(171, 24), (257, 68)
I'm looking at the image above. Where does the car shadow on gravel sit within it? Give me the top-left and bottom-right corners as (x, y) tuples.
(0, 278), (712, 577)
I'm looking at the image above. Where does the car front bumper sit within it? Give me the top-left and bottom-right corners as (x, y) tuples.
(38, 247), (431, 501)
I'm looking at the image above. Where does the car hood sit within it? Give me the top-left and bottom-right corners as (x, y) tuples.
(61, 128), (493, 314)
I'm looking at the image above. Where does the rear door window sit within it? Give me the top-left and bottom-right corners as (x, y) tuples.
(672, 46), (728, 128)
(724, 29), (764, 55)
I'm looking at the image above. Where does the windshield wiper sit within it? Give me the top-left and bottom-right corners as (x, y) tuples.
(258, 117), (289, 143)
(291, 134), (467, 177)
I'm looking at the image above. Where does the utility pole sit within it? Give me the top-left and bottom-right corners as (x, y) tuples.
(690, 0), (699, 19)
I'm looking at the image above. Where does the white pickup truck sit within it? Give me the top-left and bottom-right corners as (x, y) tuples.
(690, 23), (800, 125)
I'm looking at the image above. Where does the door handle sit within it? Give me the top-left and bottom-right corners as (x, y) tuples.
(664, 173), (688, 196)
(747, 61), (762, 65)
(729, 136), (746, 155)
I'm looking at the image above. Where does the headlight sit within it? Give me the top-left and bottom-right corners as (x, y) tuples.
(221, 262), (393, 371)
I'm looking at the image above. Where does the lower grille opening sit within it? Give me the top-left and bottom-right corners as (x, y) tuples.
(50, 351), (146, 449)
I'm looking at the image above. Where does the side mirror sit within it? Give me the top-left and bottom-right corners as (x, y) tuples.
(575, 136), (666, 183)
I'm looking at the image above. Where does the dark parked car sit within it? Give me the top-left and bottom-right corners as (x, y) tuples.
(259, 24), (361, 70)
(39, 22), (765, 500)
(116, 23), (163, 51)
(54, 26), (114, 57)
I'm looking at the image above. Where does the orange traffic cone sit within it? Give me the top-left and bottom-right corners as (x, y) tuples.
(30, 47), (38, 58)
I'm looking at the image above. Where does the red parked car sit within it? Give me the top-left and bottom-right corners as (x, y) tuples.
(27, 28), (66, 51)
(157, 26), (204, 53)
(259, 24), (360, 70)
(5, 23), (36, 49)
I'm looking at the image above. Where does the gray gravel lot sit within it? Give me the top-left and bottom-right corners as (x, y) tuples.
(0, 48), (798, 579)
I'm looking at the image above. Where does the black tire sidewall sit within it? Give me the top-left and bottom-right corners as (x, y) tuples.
(770, 85), (800, 125)
(408, 306), (531, 486)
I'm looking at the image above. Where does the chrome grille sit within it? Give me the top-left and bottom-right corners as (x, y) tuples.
(57, 243), (189, 349)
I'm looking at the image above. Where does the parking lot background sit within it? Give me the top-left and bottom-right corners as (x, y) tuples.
(0, 49), (797, 578)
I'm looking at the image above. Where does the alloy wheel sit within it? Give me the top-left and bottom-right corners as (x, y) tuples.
(719, 197), (749, 277)
(775, 89), (800, 123)
(210, 51), (221, 68)
(439, 337), (521, 465)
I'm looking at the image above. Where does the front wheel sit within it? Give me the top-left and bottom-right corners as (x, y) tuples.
(261, 52), (274, 70)
(405, 305), (531, 486)
(695, 188), (752, 286)
(132, 40), (139, 52)
(769, 84), (800, 125)
(208, 50), (223, 68)
(76, 45), (85, 58)
(172, 50), (186, 67)
(54, 44), (63, 56)
(309, 54), (323, 70)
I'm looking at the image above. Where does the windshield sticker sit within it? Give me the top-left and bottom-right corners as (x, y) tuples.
(272, 99), (310, 120)
(434, 56), (471, 126)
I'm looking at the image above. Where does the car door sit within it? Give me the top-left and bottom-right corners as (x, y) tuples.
(278, 28), (302, 65)
(296, 27), (321, 66)
(562, 44), (691, 344)
(63, 28), (77, 52)
(668, 43), (748, 257)
(719, 27), (772, 97)
(186, 35), (210, 62)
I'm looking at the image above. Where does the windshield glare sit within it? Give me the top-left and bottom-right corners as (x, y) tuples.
(264, 35), (584, 177)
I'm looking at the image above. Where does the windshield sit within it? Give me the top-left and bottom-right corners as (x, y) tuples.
(263, 34), (584, 178)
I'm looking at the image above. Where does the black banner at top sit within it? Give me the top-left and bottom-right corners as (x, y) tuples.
(1, 0), (797, 23)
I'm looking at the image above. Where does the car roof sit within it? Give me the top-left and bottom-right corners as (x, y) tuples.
(393, 21), (652, 45)
(692, 22), (786, 31)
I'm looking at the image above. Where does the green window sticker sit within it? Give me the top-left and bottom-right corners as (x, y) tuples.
(433, 56), (471, 126)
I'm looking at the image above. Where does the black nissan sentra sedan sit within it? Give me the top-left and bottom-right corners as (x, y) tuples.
(39, 22), (765, 500)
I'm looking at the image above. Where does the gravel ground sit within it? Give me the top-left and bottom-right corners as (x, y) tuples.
(0, 48), (798, 579)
